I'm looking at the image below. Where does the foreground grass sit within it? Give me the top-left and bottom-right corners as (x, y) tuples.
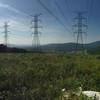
(0, 53), (100, 100)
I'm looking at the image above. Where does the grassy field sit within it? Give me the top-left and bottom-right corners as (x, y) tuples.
(0, 53), (100, 100)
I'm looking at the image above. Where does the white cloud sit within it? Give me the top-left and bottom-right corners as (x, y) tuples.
(9, 20), (30, 32)
(0, 2), (29, 17)
(0, 18), (30, 32)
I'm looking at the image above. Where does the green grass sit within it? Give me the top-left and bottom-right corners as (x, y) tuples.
(0, 53), (100, 100)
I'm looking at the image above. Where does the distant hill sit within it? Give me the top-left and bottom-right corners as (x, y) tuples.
(41, 43), (76, 52)
(41, 41), (100, 53)
(87, 41), (100, 49)
(7, 41), (100, 53)
(0, 44), (27, 53)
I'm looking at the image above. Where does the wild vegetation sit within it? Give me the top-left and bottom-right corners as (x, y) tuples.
(0, 53), (100, 100)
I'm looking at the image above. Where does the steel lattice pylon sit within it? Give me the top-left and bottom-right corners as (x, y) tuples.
(31, 14), (42, 52)
(73, 12), (88, 53)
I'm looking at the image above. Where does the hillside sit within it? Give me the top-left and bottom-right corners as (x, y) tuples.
(7, 41), (100, 53)
(41, 41), (100, 53)
(0, 53), (99, 99)
(0, 44), (27, 53)
(24, 41), (100, 52)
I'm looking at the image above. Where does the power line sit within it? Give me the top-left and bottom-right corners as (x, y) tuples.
(86, 0), (89, 11)
(37, 0), (71, 33)
(89, 0), (94, 12)
(64, 0), (72, 16)
(88, 0), (94, 18)
(2, 1), (72, 33)
(86, 0), (94, 35)
(54, 0), (69, 23)
(54, 0), (71, 28)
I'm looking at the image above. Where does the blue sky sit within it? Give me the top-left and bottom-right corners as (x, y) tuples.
(0, 0), (99, 45)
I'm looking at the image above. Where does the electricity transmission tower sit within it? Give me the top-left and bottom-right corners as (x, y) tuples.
(31, 13), (42, 52)
(73, 12), (88, 53)
(3, 22), (10, 48)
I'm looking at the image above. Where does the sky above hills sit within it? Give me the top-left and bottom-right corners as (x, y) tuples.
(0, 0), (99, 45)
